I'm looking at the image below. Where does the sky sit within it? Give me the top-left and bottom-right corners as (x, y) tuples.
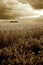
(20, 0), (43, 9)
(0, 0), (43, 19)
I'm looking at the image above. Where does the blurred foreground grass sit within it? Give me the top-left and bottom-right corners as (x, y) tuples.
(0, 22), (43, 65)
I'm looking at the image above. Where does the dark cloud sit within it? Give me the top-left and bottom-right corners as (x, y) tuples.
(19, 0), (26, 3)
(20, 0), (43, 9)
(0, 0), (17, 19)
(0, 0), (25, 19)
(0, 0), (43, 19)
(26, 0), (43, 9)
(0, 0), (34, 19)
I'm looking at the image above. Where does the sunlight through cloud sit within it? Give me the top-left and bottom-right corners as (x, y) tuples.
(0, 0), (43, 19)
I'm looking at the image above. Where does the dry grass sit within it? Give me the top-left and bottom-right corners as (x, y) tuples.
(0, 23), (43, 65)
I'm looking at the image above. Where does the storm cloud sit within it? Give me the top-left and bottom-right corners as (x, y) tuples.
(0, 0), (22, 19)
(0, 0), (33, 19)
(0, 0), (43, 19)
(20, 0), (43, 9)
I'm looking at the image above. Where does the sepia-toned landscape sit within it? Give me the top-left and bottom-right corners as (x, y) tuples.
(0, 0), (43, 65)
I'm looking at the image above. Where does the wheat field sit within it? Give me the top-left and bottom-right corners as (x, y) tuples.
(0, 21), (43, 65)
